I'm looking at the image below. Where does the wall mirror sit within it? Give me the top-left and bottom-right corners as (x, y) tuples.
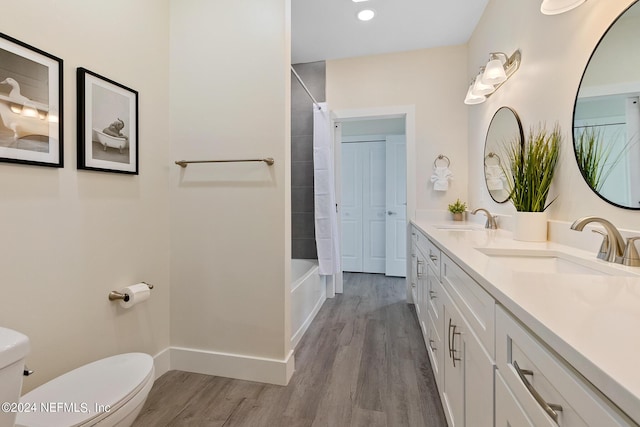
(573, 0), (640, 209)
(484, 106), (523, 203)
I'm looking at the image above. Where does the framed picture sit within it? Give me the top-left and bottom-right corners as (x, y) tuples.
(0, 33), (63, 167)
(77, 68), (138, 174)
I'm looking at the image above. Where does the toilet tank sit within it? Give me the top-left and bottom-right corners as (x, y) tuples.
(0, 327), (30, 427)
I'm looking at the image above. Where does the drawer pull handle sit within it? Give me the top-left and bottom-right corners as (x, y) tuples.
(429, 255), (438, 261)
(411, 282), (417, 288)
(429, 339), (437, 351)
(417, 260), (424, 278)
(513, 360), (563, 424)
(451, 324), (461, 367)
(429, 290), (437, 299)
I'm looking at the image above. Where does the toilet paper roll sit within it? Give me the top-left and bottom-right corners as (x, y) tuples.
(120, 283), (151, 308)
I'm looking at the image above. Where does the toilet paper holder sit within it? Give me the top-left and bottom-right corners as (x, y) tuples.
(109, 282), (154, 302)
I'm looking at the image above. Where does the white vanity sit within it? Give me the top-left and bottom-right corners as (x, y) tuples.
(410, 220), (640, 426)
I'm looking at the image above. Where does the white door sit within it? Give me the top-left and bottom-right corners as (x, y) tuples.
(385, 135), (407, 276)
(363, 141), (386, 274)
(340, 141), (386, 274)
(340, 143), (363, 272)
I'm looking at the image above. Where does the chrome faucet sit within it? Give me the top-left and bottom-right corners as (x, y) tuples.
(570, 216), (626, 264)
(472, 208), (498, 229)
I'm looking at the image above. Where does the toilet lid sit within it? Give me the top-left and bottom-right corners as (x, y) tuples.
(16, 352), (153, 427)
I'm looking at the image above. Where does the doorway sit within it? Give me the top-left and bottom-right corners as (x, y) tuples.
(338, 118), (407, 277)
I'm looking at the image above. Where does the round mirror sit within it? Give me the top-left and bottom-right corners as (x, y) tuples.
(484, 107), (523, 203)
(573, 1), (640, 209)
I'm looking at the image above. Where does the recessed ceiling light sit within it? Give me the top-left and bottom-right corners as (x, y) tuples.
(357, 9), (375, 21)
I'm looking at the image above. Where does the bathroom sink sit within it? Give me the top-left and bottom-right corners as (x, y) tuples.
(435, 224), (483, 231)
(476, 248), (634, 276)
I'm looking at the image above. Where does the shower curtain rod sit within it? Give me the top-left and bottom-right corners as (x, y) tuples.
(291, 66), (322, 110)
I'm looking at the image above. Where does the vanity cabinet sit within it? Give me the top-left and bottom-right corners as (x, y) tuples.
(411, 226), (494, 427)
(411, 222), (640, 427)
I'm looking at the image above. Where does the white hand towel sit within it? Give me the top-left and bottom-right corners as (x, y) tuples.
(431, 166), (453, 191)
(485, 165), (505, 191)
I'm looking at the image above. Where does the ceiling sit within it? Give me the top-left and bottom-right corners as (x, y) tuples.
(292, 0), (489, 64)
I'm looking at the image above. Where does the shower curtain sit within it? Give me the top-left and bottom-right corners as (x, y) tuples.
(313, 102), (341, 275)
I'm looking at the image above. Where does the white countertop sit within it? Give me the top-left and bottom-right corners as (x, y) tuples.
(412, 219), (640, 424)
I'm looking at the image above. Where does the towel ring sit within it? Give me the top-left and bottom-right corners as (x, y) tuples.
(434, 154), (451, 168)
(484, 152), (501, 166)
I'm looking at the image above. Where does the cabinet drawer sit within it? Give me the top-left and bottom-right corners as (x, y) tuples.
(416, 234), (440, 277)
(496, 306), (635, 426)
(441, 253), (495, 357)
(427, 267), (442, 325)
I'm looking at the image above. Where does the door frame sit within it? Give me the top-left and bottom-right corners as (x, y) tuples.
(332, 105), (416, 297)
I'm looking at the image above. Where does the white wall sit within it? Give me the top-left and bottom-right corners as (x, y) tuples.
(0, 0), (171, 392)
(326, 46), (469, 217)
(169, 0), (293, 384)
(467, 0), (639, 229)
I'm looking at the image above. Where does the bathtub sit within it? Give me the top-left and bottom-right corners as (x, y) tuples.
(291, 259), (326, 349)
(93, 129), (129, 152)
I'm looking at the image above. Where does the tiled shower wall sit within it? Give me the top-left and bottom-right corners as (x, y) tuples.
(291, 62), (326, 259)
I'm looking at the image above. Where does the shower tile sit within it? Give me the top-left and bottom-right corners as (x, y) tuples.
(292, 135), (313, 162)
(291, 110), (313, 137)
(292, 238), (318, 259)
(292, 161), (314, 188)
(292, 213), (315, 239)
(292, 187), (315, 213)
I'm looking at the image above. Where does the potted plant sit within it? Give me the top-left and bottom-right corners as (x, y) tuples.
(504, 124), (561, 241)
(448, 198), (467, 221)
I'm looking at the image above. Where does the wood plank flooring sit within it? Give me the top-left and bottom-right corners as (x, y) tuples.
(133, 272), (447, 427)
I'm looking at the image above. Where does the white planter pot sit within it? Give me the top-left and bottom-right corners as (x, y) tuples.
(513, 211), (548, 242)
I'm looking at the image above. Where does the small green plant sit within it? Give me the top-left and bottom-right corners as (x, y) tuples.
(504, 123), (562, 212)
(448, 198), (467, 214)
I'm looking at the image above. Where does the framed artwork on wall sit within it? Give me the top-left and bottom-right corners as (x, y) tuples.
(77, 67), (138, 174)
(0, 32), (63, 167)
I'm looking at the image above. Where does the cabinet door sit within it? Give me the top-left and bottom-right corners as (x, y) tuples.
(442, 302), (465, 427)
(464, 321), (494, 427)
(496, 370), (535, 427)
(416, 250), (427, 336)
(427, 310), (444, 391)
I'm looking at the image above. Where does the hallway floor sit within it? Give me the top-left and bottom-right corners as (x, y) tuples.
(133, 272), (447, 426)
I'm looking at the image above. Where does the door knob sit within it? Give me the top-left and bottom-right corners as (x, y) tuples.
(387, 211), (397, 216)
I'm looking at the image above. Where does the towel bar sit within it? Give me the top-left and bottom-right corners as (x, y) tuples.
(175, 158), (275, 167)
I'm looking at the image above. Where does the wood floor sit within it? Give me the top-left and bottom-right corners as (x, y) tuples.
(133, 273), (447, 427)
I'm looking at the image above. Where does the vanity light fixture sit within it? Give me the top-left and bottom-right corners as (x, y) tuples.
(541, 0), (586, 15)
(464, 50), (521, 105)
(357, 9), (375, 21)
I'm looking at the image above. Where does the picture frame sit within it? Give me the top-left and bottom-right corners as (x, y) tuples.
(0, 32), (63, 167)
(77, 67), (138, 174)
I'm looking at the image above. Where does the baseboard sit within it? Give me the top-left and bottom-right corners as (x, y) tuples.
(152, 348), (171, 379)
(170, 347), (295, 386)
(291, 290), (326, 350)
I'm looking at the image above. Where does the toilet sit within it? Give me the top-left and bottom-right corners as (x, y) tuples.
(0, 327), (155, 427)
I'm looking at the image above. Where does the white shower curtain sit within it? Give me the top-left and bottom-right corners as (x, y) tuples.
(313, 102), (341, 275)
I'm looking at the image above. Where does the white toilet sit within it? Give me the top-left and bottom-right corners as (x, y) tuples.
(0, 327), (155, 427)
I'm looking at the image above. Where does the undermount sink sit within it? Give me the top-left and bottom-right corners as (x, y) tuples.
(435, 224), (484, 231)
(476, 248), (635, 277)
